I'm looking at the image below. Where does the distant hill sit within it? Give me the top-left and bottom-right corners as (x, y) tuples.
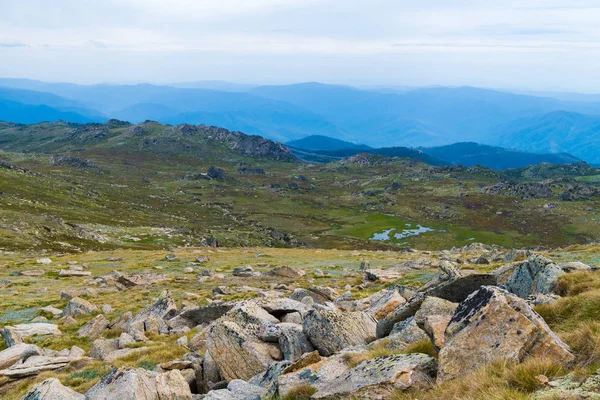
(0, 100), (102, 124)
(492, 111), (600, 164)
(421, 142), (581, 170)
(287, 135), (371, 151)
(290, 146), (447, 165)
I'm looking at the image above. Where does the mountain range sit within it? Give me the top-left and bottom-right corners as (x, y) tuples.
(287, 136), (581, 169)
(0, 78), (599, 163)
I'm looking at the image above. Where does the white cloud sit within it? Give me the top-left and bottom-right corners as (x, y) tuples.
(0, 0), (599, 90)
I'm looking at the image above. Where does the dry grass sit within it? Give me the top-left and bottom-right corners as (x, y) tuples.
(281, 384), (317, 400)
(393, 357), (564, 400)
(554, 271), (600, 297)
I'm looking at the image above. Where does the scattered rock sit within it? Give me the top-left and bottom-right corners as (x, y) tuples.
(62, 297), (97, 317)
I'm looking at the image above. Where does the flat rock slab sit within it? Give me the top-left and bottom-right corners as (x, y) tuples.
(0, 343), (42, 370)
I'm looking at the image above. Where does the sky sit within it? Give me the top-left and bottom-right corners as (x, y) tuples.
(1, 0), (600, 92)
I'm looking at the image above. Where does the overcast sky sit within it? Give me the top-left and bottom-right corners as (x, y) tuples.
(1, 0), (600, 92)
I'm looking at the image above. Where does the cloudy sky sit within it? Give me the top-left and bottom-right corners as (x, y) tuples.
(1, 0), (599, 91)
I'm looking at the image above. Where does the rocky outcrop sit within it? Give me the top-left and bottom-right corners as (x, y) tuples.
(437, 286), (574, 382)
(117, 271), (168, 288)
(20, 378), (84, 400)
(311, 353), (436, 399)
(303, 310), (376, 356)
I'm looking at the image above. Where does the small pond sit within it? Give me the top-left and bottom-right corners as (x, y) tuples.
(369, 224), (436, 241)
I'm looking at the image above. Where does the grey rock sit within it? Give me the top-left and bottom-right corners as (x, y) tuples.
(62, 297), (97, 317)
(78, 315), (109, 338)
(504, 255), (565, 298)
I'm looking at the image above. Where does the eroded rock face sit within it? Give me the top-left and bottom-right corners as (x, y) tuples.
(20, 378), (84, 400)
(85, 367), (192, 400)
(502, 255), (565, 298)
(311, 353), (437, 399)
(303, 310), (376, 356)
(437, 286), (574, 382)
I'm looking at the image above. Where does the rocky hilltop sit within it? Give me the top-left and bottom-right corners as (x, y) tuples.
(1, 244), (599, 399)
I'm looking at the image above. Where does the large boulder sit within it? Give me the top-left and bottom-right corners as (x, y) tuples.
(311, 353), (436, 399)
(437, 286), (575, 382)
(303, 310), (376, 356)
(500, 255), (565, 298)
(206, 303), (282, 381)
(0, 343), (42, 370)
(20, 378), (84, 400)
(277, 323), (314, 362)
(427, 274), (498, 303)
(85, 367), (192, 400)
